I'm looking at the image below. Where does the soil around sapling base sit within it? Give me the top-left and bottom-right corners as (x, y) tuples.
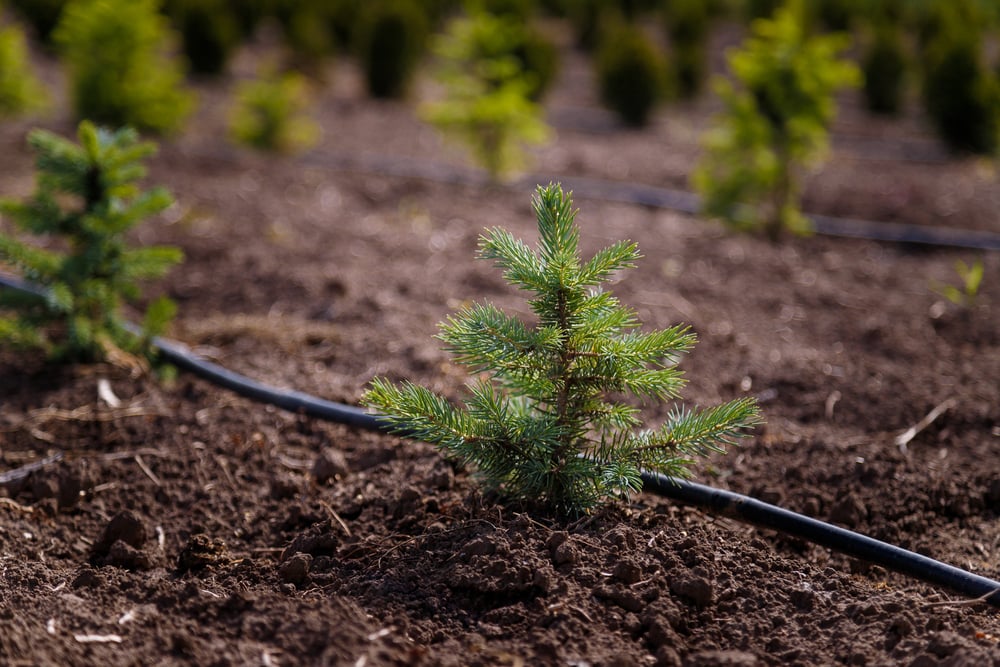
(1, 29), (999, 667)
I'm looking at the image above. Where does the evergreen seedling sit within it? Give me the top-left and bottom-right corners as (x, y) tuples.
(0, 122), (182, 363)
(229, 66), (319, 154)
(364, 184), (761, 515)
(692, 1), (859, 239)
(422, 9), (551, 181)
(54, 0), (194, 134)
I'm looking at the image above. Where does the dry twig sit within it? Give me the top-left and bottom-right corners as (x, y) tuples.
(134, 454), (162, 487)
(896, 399), (956, 454)
(319, 500), (352, 537)
(923, 589), (1000, 608)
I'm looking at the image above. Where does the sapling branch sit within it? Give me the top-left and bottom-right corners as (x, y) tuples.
(363, 184), (762, 514)
(0, 122), (183, 364)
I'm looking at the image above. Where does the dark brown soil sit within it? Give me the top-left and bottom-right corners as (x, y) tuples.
(2, 25), (999, 667)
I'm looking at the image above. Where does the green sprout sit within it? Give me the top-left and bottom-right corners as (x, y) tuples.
(931, 259), (984, 308)
(364, 184), (761, 515)
(0, 122), (182, 364)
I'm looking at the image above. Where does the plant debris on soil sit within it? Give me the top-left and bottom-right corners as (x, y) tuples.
(2, 29), (999, 667)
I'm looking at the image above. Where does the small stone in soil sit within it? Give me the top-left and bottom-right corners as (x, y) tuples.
(279, 552), (312, 586)
(460, 536), (497, 559)
(57, 468), (84, 509)
(92, 510), (147, 559)
(612, 559), (643, 585)
(72, 567), (103, 589)
(103, 540), (153, 570)
(269, 473), (301, 500)
(684, 650), (759, 666)
(31, 475), (59, 502)
(828, 492), (868, 528)
(312, 447), (349, 483)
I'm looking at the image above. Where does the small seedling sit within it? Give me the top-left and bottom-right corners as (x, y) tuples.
(229, 65), (319, 154)
(54, 0), (194, 134)
(364, 184), (761, 514)
(931, 259), (984, 308)
(0, 121), (183, 364)
(421, 8), (551, 181)
(692, 0), (858, 239)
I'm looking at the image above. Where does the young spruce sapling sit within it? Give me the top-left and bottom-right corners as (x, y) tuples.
(364, 184), (761, 514)
(692, 1), (858, 239)
(421, 8), (551, 182)
(0, 121), (182, 364)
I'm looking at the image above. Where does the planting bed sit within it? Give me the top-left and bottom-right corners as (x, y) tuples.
(2, 36), (1000, 666)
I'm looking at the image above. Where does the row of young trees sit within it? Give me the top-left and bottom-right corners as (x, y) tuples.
(1, 0), (1000, 232)
(3, 0), (999, 145)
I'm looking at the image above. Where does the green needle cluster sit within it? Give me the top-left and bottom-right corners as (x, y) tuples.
(0, 122), (182, 363)
(364, 183), (761, 514)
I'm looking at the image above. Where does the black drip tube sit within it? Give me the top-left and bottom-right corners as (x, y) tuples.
(2, 272), (998, 608)
(643, 473), (1000, 606)
(287, 148), (1000, 252)
(153, 335), (380, 432)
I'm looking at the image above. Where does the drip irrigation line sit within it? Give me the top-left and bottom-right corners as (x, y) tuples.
(2, 272), (999, 608)
(643, 473), (1000, 608)
(152, 334), (379, 432)
(179, 145), (1000, 252)
(290, 148), (1000, 251)
(545, 173), (1000, 251)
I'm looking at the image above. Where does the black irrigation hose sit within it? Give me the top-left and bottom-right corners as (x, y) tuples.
(3, 274), (999, 607)
(643, 473), (1000, 608)
(153, 335), (380, 432)
(287, 148), (1000, 252)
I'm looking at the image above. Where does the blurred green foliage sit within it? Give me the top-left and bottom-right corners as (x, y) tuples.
(355, 0), (428, 99)
(6, 0), (67, 44)
(0, 21), (48, 117)
(54, 0), (194, 134)
(919, 6), (999, 155)
(596, 22), (666, 126)
(862, 21), (907, 116)
(229, 66), (319, 154)
(422, 9), (551, 180)
(163, 0), (241, 77)
(693, 1), (859, 239)
(931, 259), (984, 308)
(663, 0), (711, 99)
(273, 0), (336, 72)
